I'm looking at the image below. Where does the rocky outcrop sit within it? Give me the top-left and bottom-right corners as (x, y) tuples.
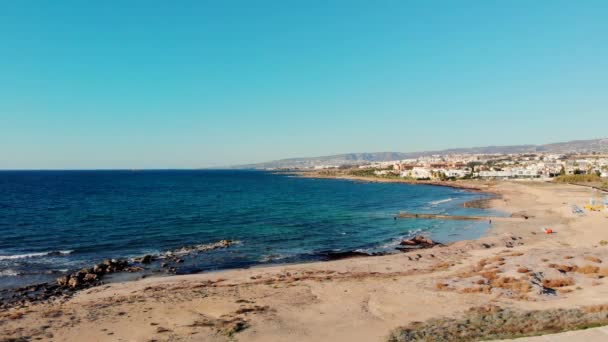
(102, 258), (128, 272)
(56, 259), (130, 289)
(84, 273), (98, 282)
(396, 236), (441, 252)
(4, 240), (237, 309)
(129, 240), (236, 267)
(401, 236), (435, 246)
(167, 239), (234, 257)
(134, 255), (153, 264)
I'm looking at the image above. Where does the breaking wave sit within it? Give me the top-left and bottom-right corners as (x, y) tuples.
(0, 250), (73, 261)
(0, 269), (19, 276)
(428, 198), (453, 206)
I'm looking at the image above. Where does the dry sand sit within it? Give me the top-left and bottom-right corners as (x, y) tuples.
(2, 181), (608, 341)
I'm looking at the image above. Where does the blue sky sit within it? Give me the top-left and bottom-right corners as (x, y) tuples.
(1, 1), (607, 169)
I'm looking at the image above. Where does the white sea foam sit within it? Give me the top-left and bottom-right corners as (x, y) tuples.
(0, 250), (73, 261)
(0, 269), (19, 276)
(428, 198), (453, 205)
(357, 228), (430, 254)
(405, 228), (425, 238)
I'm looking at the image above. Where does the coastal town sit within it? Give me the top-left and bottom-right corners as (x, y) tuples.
(308, 152), (608, 181)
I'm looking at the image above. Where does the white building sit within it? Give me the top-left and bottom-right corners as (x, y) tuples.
(477, 170), (513, 179)
(444, 169), (470, 178)
(407, 167), (432, 179)
(478, 167), (541, 179)
(374, 170), (392, 176)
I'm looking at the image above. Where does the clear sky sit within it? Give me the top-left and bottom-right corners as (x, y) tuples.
(1, 1), (607, 169)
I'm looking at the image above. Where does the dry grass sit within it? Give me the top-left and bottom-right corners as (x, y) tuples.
(6, 311), (25, 320)
(435, 283), (449, 290)
(547, 263), (601, 274)
(429, 262), (454, 271)
(554, 174), (603, 183)
(584, 256), (602, 264)
(501, 251), (524, 257)
(444, 252), (604, 300)
(486, 256), (505, 264)
(575, 265), (600, 274)
(490, 277), (531, 293)
(39, 309), (63, 318)
(479, 271), (499, 280)
(548, 264), (576, 272)
(542, 278), (575, 288)
(584, 304), (608, 313)
(460, 286), (491, 294)
(475, 257), (505, 270)
(388, 304), (608, 342)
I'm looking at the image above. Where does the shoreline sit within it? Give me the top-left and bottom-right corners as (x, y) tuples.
(3, 181), (608, 341)
(0, 175), (494, 297)
(0, 177), (494, 306)
(286, 170), (498, 193)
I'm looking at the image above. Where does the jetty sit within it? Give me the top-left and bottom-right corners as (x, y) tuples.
(396, 212), (513, 221)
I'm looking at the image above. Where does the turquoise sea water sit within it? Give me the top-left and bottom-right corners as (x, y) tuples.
(0, 170), (498, 289)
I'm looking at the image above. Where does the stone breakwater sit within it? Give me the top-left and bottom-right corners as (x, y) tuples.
(133, 239), (237, 273)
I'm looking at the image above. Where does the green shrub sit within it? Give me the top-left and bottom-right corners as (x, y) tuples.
(554, 174), (602, 183)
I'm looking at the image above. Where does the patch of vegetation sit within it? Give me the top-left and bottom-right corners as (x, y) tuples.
(317, 169), (340, 176)
(542, 277), (575, 288)
(222, 319), (249, 337)
(347, 169), (379, 177)
(387, 305), (608, 342)
(554, 174), (602, 183)
(347, 168), (401, 179)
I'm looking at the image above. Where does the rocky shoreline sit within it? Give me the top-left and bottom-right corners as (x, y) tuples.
(1, 234), (448, 310)
(0, 240), (236, 310)
(319, 236), (442, 261)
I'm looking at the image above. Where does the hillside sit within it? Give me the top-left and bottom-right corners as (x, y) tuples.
(233, 138), (608, 169)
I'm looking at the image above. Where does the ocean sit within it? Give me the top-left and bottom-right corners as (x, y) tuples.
(0, 170), (498, 289)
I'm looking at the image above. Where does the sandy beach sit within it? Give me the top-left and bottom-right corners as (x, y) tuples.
(2, 180), (608, 341)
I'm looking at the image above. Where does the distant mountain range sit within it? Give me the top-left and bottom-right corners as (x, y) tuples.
(232, 138), (608, 169)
